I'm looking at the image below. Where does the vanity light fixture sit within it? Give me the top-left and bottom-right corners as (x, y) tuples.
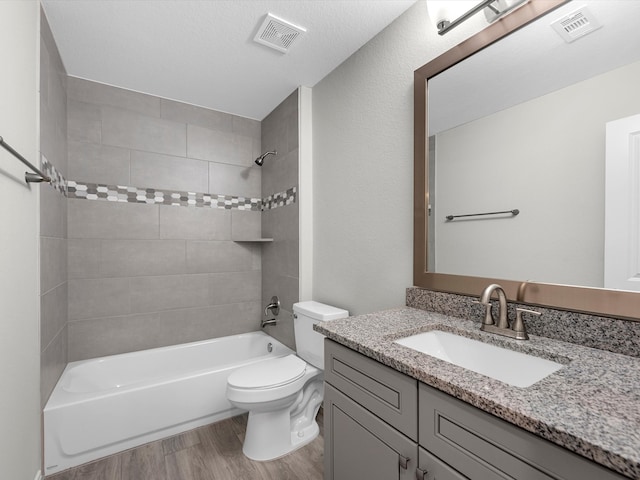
(428, 0), (529, 35)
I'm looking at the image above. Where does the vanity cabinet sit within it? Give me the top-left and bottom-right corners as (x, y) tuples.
(324, 339), (628, 480)
(324, 339), (418, 480)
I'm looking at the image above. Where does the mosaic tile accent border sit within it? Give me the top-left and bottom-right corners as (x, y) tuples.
(67, 181), (263, 210)
(41, 155), (66, 195)
(263, 187), (297, 210)
(41, 154), (297, 211)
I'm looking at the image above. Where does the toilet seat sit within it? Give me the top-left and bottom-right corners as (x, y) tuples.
(228, 355), (307, 390)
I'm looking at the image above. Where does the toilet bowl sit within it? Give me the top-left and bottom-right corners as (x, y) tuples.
(226, 301), (348, 461)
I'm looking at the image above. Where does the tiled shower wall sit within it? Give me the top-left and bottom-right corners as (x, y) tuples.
(66, 78), (265, 361)
(261, 90), (300, 348)
(40, 10), (68, 406)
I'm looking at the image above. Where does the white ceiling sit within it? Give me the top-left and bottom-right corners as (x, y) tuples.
(41, 0), (417, 120)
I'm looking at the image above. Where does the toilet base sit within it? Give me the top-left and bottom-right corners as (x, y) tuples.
(242, 412), (319, 461)
(240, 377), (324, 461)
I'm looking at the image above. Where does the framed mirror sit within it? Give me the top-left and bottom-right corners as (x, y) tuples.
(414, 0), (640, 320)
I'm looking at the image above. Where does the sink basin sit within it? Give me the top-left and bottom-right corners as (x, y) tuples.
(394, 330), (564, 388)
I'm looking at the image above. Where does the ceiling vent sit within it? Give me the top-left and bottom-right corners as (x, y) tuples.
(254, 13), (306, 53)
(550, 6), (602, 43)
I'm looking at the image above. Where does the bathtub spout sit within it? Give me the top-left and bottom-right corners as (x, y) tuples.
(261, 318), (277, 328)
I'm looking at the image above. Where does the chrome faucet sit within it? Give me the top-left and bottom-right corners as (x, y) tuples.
(477, 283), (540, 340)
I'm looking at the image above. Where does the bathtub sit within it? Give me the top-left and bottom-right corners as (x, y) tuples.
(43, 331), (293, 475)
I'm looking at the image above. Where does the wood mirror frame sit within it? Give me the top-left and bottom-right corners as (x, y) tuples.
(413, 0), (640, 321)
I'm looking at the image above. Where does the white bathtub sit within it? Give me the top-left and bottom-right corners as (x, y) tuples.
(43, 331), (293, 475)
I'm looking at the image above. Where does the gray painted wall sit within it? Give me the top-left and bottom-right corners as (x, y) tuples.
(0, 2), (41, 478)
(66, 78), (265, 361)
(261, 90), (299, 349)
(311, 2), (486, 315)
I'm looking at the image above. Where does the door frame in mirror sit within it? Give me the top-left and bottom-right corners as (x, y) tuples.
(414, 0), (640, 321)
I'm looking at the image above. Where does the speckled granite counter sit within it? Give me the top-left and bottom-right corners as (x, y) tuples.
(315, 307), (640, 479)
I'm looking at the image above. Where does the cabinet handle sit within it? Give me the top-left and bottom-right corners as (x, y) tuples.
(415, 467), (427, 480)
(399, 454), (410, 470)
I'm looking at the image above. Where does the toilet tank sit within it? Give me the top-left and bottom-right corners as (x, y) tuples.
(293, 301), (348, 369)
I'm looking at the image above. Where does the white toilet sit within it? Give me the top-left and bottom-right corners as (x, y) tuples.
(226, 301), (348, 461)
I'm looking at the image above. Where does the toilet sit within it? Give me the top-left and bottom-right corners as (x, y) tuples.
(226, 301), (348, 461)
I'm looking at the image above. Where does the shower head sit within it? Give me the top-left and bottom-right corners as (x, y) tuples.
(255, 151), (277, 166)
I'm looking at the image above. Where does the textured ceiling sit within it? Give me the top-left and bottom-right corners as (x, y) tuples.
(41, 0), (417, 120)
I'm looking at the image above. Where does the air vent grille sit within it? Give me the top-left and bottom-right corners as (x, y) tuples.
(551, 6), (602, 43)
(254, 13), (306, 53)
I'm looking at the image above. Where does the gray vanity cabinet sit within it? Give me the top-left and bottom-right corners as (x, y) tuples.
(324, 339), (629, 480)
(324, 340), (418, 480)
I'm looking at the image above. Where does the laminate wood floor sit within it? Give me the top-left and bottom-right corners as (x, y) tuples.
(47, 412), (324, 480)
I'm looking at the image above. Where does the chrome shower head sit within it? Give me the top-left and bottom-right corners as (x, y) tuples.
(255, 150), (277, 166)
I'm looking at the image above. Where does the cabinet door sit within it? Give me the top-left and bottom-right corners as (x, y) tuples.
(324, 383), (417, 480)
(417, 448), (467, 480)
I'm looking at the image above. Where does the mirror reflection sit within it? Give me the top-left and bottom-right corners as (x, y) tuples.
(427, 0), (640, 291)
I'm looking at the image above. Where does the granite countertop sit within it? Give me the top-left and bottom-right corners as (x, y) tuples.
(315, 307), (640, 479)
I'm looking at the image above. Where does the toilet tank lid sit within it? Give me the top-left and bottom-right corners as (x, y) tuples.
(293, 301), (349, 321)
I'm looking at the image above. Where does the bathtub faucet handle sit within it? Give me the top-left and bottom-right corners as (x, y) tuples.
(264, 296), (280, 317)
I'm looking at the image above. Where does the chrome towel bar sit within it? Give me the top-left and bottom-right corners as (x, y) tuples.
(446, 209), (519, 221)
(0, 135), (50, 183)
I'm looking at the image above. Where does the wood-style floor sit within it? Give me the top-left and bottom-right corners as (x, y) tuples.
(47, 412), (324, 480)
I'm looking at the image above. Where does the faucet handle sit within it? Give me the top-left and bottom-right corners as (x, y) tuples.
(513, 308), (540, 340)
(472, 300), (494, 326)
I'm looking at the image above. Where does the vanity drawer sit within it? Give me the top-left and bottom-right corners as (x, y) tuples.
(324, 339), (418, 441)
(419, 384), (627, 480)
(418, 448), (466, 480)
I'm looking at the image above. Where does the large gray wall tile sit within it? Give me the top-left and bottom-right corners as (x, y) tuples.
(68, 277), (131, 320)
(187, 241), (257, 273)
(68, 238), (102, 279)
(129, 274), (210, 314)
(67, 77), (161, 117)
(41, 236), (67, 294)
(68, 141), (130, 185)
(67, 302), (262, 361)
(262, 239), (298, 280)
(67, 100), (101, 144)
(261, 148), (298, 196)
(40, 181), (67, 239)
(160, 99), (233, 133)
(100, 240), (186, 277)
(68, 313), (161, 360)
(209, 162), (261, 198)
(130, 151), (208, 193)
(209, 271), (261, 305)
(41, 326), (67, 407)
(264, 273), (298, 315)
(261, 202), (299, 241)
(101, 106), (186, 156)
(187, 124), (254, 167)
(232, 116), (261, 139)
(68, 199), (159, 239)
(40, 10), (68, 409)
(260, 90), (299, 349)
(159, 205), (231, 240)
(231, 210), (262, 239)
(264, 308), (296, 350)
(41, 282), (68, 352)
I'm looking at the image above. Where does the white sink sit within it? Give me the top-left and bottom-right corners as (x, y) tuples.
(394, 330), (564, 388)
